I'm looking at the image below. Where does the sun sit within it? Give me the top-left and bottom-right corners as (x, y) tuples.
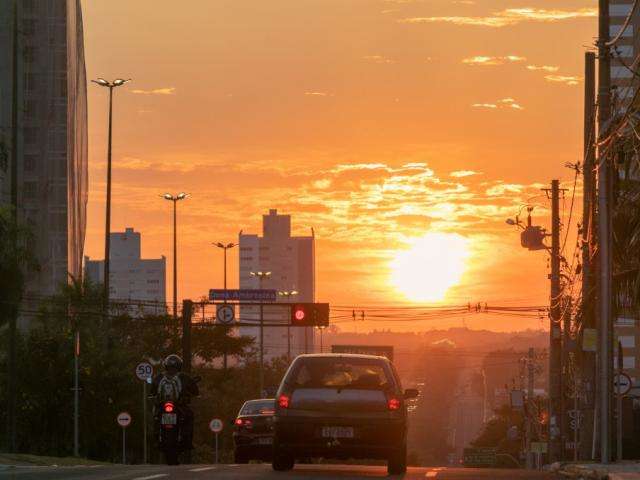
(389, 232), (471, 302)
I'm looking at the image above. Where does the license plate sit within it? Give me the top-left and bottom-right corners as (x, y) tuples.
(257, 437), (273, 445)
(322, 426), (354, 438)
(161, 413), (177, 425)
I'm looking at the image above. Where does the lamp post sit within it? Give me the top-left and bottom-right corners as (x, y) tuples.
(162, 193), (189, 318)
(213, 242), (236, 293)
(251, 271), (271, 396)
(278, 290), (298, 360)
(316, 325), (327, 353)
(92, 78), (130, 308)
(214, 242), (236, 370)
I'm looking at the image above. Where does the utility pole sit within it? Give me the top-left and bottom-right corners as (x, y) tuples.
(73, 330), (80, 456)
(616, 340), (623, 461)
(6, 0), (19, 454)
(182, 300), (193, 374)
(548, 179), (563, 463)
(580, 50), (597, 461)
(597, 0), (612, 462)
(526, 347), (535, 469)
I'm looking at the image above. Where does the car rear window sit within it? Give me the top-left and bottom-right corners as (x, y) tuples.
(289, 357), (392, 390)
(240, 400), (275, 415)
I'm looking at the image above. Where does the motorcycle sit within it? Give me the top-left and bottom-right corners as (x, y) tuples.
(154, 376), (200, 465)
(157, 399), (183, 465)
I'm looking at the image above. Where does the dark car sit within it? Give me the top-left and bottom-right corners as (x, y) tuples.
(233, 398), (276, 463)
(272, 354), (418, 474)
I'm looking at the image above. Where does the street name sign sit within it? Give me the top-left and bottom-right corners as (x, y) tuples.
(209, 289), (277, 302)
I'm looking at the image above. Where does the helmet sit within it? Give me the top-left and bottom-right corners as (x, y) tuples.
(163, 354), (183, 372)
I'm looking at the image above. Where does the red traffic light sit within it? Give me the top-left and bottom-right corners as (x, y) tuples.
(294, 308), (306, 321)
(289, 303), (329, 326)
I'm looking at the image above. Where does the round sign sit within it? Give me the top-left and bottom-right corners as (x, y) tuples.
(216, 305), (235, 325)
(614, 372), (632, 395)
(209, 418), (223, 433)
(117, 412), (132, 428)
(135, 362), (153, 381)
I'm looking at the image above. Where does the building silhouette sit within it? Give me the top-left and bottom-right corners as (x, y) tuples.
(0, 0), (88, 309)
(239, 209), (315, 360)
(85, 228), (167, 316)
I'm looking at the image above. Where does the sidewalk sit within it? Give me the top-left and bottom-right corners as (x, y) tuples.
(551, 462), (640, 479)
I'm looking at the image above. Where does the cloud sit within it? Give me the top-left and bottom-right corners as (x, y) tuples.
(472, 98), (524, 110)
(312, 179), (332, 189)
(527, 65), (560, 72)
(544, 74), (582, 85)
(472, 103), (498, 109)
(304, 91), (330, 97)
(130, 87), (176, 95)
(462, 55), (526, 66)
(451, 170), (481, 178)
(363, 55), (396, 64)
(400, 7), (596, 27)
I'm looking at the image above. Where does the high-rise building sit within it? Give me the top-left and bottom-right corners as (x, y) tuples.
(609, 2), (640, 112)
(0, 1), (88, 305)
(239, 209), (315, 360)
(85, 228), (167, 316)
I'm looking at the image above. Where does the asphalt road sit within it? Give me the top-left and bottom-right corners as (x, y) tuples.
(0, 464), (561, 480)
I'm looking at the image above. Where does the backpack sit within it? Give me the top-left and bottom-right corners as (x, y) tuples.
(157, 374), (183, 402)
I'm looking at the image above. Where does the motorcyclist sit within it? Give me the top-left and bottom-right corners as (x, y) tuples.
(152, 354), (199, 450)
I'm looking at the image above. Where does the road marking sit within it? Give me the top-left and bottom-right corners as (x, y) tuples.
(426, 472), (439, 478)
(132, 475), (168, 480)
(189, 466), (216, 472)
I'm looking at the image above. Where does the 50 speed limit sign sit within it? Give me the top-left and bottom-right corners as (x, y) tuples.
(135, 362), (153, 381)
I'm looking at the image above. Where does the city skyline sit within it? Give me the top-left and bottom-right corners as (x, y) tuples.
(80, 0), (597, 331)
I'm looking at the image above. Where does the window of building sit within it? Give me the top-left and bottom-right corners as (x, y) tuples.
(240, 247), (253, 252)
(23, 155), (37, 172)
(22, 46), (37, 63)
(147, 279), (159, 284)
(24, 127), (38, 146)
(54, 75), (67, 97)
(22, 19), (36, 36)
(241, 256), (253, 261)
(23, 181), (37, 199)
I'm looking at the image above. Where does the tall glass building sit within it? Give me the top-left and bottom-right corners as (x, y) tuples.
(0, 0), (88, 302)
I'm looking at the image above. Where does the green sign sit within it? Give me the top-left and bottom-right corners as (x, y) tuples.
(463, 447), (497, 467)
(531, 442), (548, 454)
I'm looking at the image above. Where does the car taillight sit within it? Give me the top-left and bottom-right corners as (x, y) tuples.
(278, 394), (290, 408)
(387, 397), (401, 411)
(163, 402), (174, 413)
(235, 418), (253, 428)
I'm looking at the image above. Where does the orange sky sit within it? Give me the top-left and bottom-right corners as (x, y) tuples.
(81, 0), (595, 331)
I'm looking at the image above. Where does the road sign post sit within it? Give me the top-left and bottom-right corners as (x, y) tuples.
(117, 412), (132, 464)
(209, 418), (224, 464)
(135, 362), (153, 463)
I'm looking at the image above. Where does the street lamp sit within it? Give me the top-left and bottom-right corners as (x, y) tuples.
(251, 271), (271, 396)
(278, 290), (298, 360)
(316, 325), (327, 353)
(92, 77), (131, 308)
(213, 242), (237, 292)
(162, 193), (189, 318)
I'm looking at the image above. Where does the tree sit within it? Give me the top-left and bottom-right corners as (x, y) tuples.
(0, 207), (38, 452)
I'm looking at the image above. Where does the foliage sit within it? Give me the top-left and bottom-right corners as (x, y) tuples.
(472, 405), (524, 463)
(0, 207), (38, 327)
(0, 278), (282, 462)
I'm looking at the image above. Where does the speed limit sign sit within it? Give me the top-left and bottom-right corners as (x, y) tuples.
(135, 362), (153, 381)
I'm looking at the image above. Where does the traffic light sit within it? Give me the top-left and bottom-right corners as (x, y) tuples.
(290, 303), (329, 327)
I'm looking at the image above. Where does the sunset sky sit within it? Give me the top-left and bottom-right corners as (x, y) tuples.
(81, 0), (595, 331)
